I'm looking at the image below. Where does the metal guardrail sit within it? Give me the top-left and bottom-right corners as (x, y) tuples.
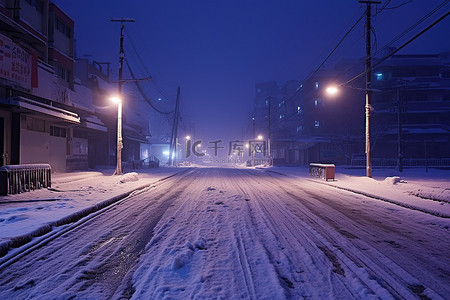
(0, 164), (51, 195)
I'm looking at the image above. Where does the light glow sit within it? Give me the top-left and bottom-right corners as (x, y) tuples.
(325, 86), (339, 95)
(110, 96), (122, 103)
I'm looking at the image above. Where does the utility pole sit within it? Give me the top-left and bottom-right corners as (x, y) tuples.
(267, 96), (272, 164)
(359, 0), (380, 178)
(169, 87), (181, 166)
(111, 18), (135, 175)
(397, 88), (403, 172)
(252, 117), (255, 137)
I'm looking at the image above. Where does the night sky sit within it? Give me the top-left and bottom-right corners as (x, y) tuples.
(52, 0), (450, 142)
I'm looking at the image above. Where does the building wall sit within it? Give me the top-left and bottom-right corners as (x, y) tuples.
(0, 110), (11, 166)
(49, 134), (66, 171)
(20, 0), (46, 33)
(20, 129), (49, 164)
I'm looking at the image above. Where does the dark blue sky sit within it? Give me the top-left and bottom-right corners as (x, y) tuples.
(52, 0), (450, 142)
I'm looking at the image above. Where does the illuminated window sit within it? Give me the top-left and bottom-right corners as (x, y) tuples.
(314, 121), (320, 128)
(315, 82), (319, 89)
(297, 106), (302, 114)
(314, 99), (318, 106)
(375, 72), (384, 80)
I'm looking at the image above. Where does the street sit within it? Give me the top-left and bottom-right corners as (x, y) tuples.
(0, 167), (449, 299)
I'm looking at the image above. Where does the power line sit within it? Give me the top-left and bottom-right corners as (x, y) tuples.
(343, 10), (450, 87)
(373, 0), (449, 57)
(124, 27), (177, 102)
(260, 9), (450, 136)
(124, 58), (175, 115)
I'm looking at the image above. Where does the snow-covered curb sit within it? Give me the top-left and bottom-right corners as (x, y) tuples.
(0, 169), (189, 258)
(309, 179), (450, 218)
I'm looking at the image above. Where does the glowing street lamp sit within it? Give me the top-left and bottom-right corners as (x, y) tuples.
(325, 85), (339, 96)
(257, 135), (263, 140)
(325, 84), (380, 178)
(111, 96), (123, 175)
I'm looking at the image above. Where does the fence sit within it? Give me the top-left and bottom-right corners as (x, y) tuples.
(0, 164), (51, 195)
(122, 156), (160, 172)
(351, 158), (450, 168)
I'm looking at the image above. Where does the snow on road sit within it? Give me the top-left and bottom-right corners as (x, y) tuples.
(0, 167), (449, 299)
(130, 168), (449, 299)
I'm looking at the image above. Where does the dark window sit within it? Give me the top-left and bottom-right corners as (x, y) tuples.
(25, 0), (43, 14)
(55, 17), (71, 38)
(50, 126), (66, 137)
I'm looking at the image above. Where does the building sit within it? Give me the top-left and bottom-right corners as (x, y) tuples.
(0, 0), (151, 172)
(371, 53), (450, 165)
(253, 52), (450, 167)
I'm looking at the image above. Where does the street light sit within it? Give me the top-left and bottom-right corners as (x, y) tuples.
(325, 84), (380, 178)
(325, 86), (339, 96)
(110, 96), (123, 175)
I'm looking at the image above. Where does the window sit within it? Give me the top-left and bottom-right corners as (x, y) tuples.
(50, 126), (66, 137)
(314, 99), (318, 106)
(297, 106), (302, 114)
(56, 17), (71, 38)
(26, 117), (45, 132)
(296, 126), (303, 132)
(314, 121), (320, 128)
(25, 0), (43, 13)
(56, 64), (71, 83)
(315, 82), (319, 89)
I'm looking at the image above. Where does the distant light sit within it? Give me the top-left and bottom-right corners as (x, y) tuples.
(163, 151), (170, 156)
(186, 135), (191, 140)
(245, 144), (249, 148)
(375, 73), (384, 80)
(257, 135), (263, 140)
(157, 97), (162, 101)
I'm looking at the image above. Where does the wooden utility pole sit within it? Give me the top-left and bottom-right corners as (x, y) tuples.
(267, 96), (272, 164)
(111, 17), (135, 175)
(359, 0), (380, 178)
(168, 87), (181, 166)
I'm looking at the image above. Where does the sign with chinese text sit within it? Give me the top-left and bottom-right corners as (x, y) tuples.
(0, 33), (33, 90)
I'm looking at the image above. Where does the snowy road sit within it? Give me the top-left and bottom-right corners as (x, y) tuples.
(0, 167), (449, 299)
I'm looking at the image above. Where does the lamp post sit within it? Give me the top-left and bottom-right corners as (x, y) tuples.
(325, 84), (380, 178)
(111, 96), (123, 175)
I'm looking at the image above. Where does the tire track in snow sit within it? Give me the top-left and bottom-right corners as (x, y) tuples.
(261, 172), (448, 299)
(233, 170), (361, 299)
(129, 168), (285, 299)
(0, 169), (196, 300)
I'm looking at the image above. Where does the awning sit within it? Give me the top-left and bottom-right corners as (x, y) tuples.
(80, 115), (107, 132)
(3, 96), (80, 124)
(125, 135), (150, 144)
